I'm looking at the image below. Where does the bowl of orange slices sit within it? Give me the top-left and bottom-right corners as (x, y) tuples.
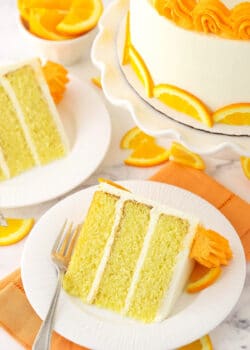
(17, 0), (103, 65)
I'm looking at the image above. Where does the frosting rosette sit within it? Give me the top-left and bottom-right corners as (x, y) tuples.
(193, 0), (231, 36)
(153, 0), (196, 29)
(230, 3), (250, 40)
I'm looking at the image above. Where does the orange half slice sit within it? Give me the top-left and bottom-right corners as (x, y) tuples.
(56, 0), (103, 35)
(240, 156), (250, 179)
(0, 218), (34, 246)
(125, 140), (169, 167)
(169, 142), (206, 170)
(120, 126), (154, 149)
(154, 84), (212, 127)
(213, 103), (250, 125)
(178, 335), (213, 350)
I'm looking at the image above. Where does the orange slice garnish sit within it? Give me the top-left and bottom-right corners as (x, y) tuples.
(120, 126), (154, 150)
(169, 142), (206, 170)
(28, 8), (74, 40)
(190, 226), (233, 268)
(91, 76), (102, 89)
(122, 12), (131, 65)
(187, 262), (221, 293)
(213, 103), (250, 125)
(56, 0), (103, 35)
(178, 335), (213, 350)
(43, 61), (69, 104)
(153, 84), (212, 127)
(129, 45), (154, 97)
(98, 178), (130, 192)
(240, 156), (250, 180)
(0, 218), (34, 246)
(124, 139), (169, 167)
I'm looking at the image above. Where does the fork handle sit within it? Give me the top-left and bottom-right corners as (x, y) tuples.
(32, 270), (64, 350)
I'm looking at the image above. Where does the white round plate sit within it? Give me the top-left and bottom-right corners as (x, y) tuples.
(0, 76), (111, 208)
(92, 0), (250, 157)
(21, 181), (246, 350)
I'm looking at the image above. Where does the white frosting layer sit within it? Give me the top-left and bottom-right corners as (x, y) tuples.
(95, 183), (199, 322)
(130, 0), (250, 111)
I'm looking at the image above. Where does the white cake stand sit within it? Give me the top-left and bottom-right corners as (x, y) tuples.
(91, 0), (250, 157)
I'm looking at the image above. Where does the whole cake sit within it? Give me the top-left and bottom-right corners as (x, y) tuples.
(0, 58), (69, 181)
(121, 0), (250, 135)
(64, 182), (200, 323)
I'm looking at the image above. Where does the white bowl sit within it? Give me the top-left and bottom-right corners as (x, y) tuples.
(17, 16), (97, 66)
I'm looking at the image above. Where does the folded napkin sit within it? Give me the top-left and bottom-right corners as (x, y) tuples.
(0, 161), (249, 349)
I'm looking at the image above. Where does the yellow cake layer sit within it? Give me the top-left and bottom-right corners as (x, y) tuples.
(63, 191), (119, 300)
(6, 65), (66, 165)
(0, 85), (35, 178)
(127, 214), (189, 323)
(94, 200), (151, 313)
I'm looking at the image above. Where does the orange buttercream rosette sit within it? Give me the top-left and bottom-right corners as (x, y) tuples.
(230, 3), (250, 40)
(192, 0), (232, 37)
(154, 0), (196, 29)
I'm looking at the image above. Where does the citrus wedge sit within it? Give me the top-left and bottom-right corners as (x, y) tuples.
(169, 142), (206, 170)
(213, 103), (250, 125)
(122, 12), (131, 65)
(178, 335), (213, 350)
(120, 126), (154, 149)
(98, 178), (130, 192)
(240, 156), (250, 179)
(129, 45), (154, 97)
(0, 218), (34, 246)
(125, 140), (169, 167)
(153, 84), (212, 127)
(91, 76), (102, 89)
(29, 8), (73, 40)
(56, 0), (103, 35)
(187, 263), (221, 293)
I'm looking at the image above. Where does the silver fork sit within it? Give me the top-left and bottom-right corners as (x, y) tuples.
(32, 220), (80, 350)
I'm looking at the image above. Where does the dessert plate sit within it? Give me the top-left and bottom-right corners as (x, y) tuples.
(21, 181), (246, 350)
(0, 75), (111, 208)
(91, 0), (250, 157)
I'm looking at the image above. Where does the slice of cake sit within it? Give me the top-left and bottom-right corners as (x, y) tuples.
(0, 58), (69, 181)
(63, 182), (199, 323)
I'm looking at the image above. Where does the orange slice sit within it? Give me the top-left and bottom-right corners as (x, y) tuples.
(98, 178), (130, 192)
(187, 263), (221, 293)
(129, 45), (154, 97)
(240, 156), (250, 180)
(29, 8), (74, 40)
(91, 76), (102, 89)
(125, 139), (169, 167)
(120, 127), (154, 150)
(56, 0), (103, 35)
(43, 61), (69, 104)
(0, 218), (34, 246)
(122, 12), (131, 65)
(213, 103), (250, 125)
(178, 335), (213, 350)
(153, 84), (212, 127)
(169, 142), (206, 170)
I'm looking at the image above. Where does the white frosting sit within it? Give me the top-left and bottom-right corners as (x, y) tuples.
(130, 0), (250, 111)
(97, 183), (199, 322)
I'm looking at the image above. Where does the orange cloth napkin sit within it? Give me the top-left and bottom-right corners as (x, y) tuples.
(0, 161), (249, 349)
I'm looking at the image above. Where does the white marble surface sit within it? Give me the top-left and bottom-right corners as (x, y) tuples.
(0, 1), (250, 349)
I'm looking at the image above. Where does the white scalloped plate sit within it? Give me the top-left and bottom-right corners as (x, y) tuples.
(21, 181), (246, 350)
(91, 0), (250, 156)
